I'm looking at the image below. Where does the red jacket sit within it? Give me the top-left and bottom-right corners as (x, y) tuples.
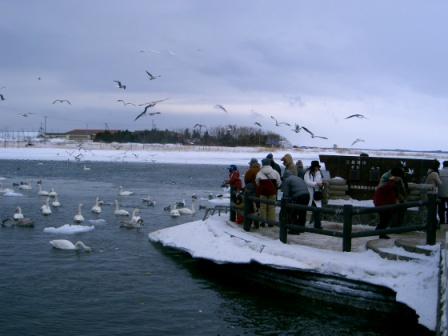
(227, 171), (242, 191)
(373, 180), (398, 206)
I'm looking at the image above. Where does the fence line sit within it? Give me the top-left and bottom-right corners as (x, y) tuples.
(231, 189), (438, 252)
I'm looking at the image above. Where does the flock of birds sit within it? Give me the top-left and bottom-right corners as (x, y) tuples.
(0, 60), (370, 148)
(0, 169), (216, 252)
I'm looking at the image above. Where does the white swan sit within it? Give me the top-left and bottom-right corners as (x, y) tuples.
(48, 188), (58, 197)
(91, 197), (102, 214)
(13, 206), (24, 220)
(18, 181), (32, 190)
(50, 239), (92, 252)
(41, 197), (52, 215)
(118, 186), (134, 196)
(38, 184), (49, 196)
(120, 209), (144, 228)
(73, 204), (85, 223)
(114, 200), (130, 216)
(169, 208), (181, 217)
(131, 208), (143, 224)
(83, 165), (91, 171)
(51, 195), (61, 207)
(176, 196), (197, 215)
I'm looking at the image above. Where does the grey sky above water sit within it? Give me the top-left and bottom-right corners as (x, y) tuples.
(1, 1), (447, 150)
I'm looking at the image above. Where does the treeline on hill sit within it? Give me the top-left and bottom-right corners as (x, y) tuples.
(94, 125), (285, 147)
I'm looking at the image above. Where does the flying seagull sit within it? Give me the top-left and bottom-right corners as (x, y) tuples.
(193, 123), (207, 132)
(134, 104), (162, 121)
(254, 122), (262, 127)
(18, 113), (33, 117)
(0, 94), (4, 101)
(215, 104), (228, 113)
(52, 99), (71, 105)
(292, 123), (301, 133)
(113, 80), (126, 90)
(137, 98), (169, 108)
(145, 70), (161, 80)
(301, 126), (314, 137)
(351, 138), (365, 146)
(270, 116), (290, 127)
(312, 135), (328, 140)
(117, 99), (136, 107)
(345, 114), (366, 119)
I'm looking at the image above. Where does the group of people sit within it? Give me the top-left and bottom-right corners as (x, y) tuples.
(373, 159), (448, 238)
(226, 154), (448, 239)
(224, 153), (326, 232)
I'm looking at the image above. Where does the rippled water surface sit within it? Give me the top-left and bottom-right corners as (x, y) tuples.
(0, 160), (420, 336)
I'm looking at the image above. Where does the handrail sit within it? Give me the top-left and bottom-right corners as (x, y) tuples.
(230, 187), (438, 252)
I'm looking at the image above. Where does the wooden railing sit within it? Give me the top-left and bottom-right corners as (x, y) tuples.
(230, 190), (438, 252)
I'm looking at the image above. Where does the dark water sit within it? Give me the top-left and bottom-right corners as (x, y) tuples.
(0, 160), (424, 336)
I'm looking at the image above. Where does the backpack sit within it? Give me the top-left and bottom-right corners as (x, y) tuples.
(257, 179), (277, 196)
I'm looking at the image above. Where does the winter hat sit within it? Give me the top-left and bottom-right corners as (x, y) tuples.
(310, 160), (321, 169)
(261, 158), (271, 166)
(248, 158), (258, 166)
(228, 164), (237, 172)
(266, 153), (273, 159)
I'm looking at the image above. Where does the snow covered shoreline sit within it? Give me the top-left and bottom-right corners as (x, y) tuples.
(0, 141), (446, 166)
(149, 215), (440, 331)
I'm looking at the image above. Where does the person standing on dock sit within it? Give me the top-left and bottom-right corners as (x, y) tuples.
(304, 160), (325, 226)
(281, 153), (298, 177)
(373, 167), (407, 239)
(224, 165), (242, 222)
(256, 158), (281, 227)
(266, 153), (282, 177)
(296, 159), (305, 179)
(244, 158), (261, 228)
(439, 161), (448, 224)
(426, 160), (443, 225)
(281, 170), (310, 232)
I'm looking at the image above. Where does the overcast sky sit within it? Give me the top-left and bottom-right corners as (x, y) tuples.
(1, 1), (447, 151)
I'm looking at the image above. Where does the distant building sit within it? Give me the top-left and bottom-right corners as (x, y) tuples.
(64, 129), (119, 141)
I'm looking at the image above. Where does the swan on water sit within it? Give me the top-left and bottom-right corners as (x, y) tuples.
(118, 186), (134, 196)
(41, 197), (52, 215)
(176, 195), (197, 215)
(114, 200), (129, 216)
(169, 208), (181, 217)
(50, 239), (92, 252)
(18, 181), (32, 190)
(51, 195), (61, 207)
(73, 203), (85, 223)
(91, 197), (102, 214)
(130, 208), (143, 224)
(2, 217), (34, 228)
(120, 208), (143, 228)
(48, 188), (58, 197)
(38, 184), (49, 196)
(83, 165), (91, 171)
(13, 206), (24, 220)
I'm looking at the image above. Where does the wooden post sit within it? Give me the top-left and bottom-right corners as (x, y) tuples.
(343, 204), (353, 252)
(426, 193), (437, 245)
(243, 192), (251, 232)
(279, 198), (287, 243)
(229, 186), (236, 222)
